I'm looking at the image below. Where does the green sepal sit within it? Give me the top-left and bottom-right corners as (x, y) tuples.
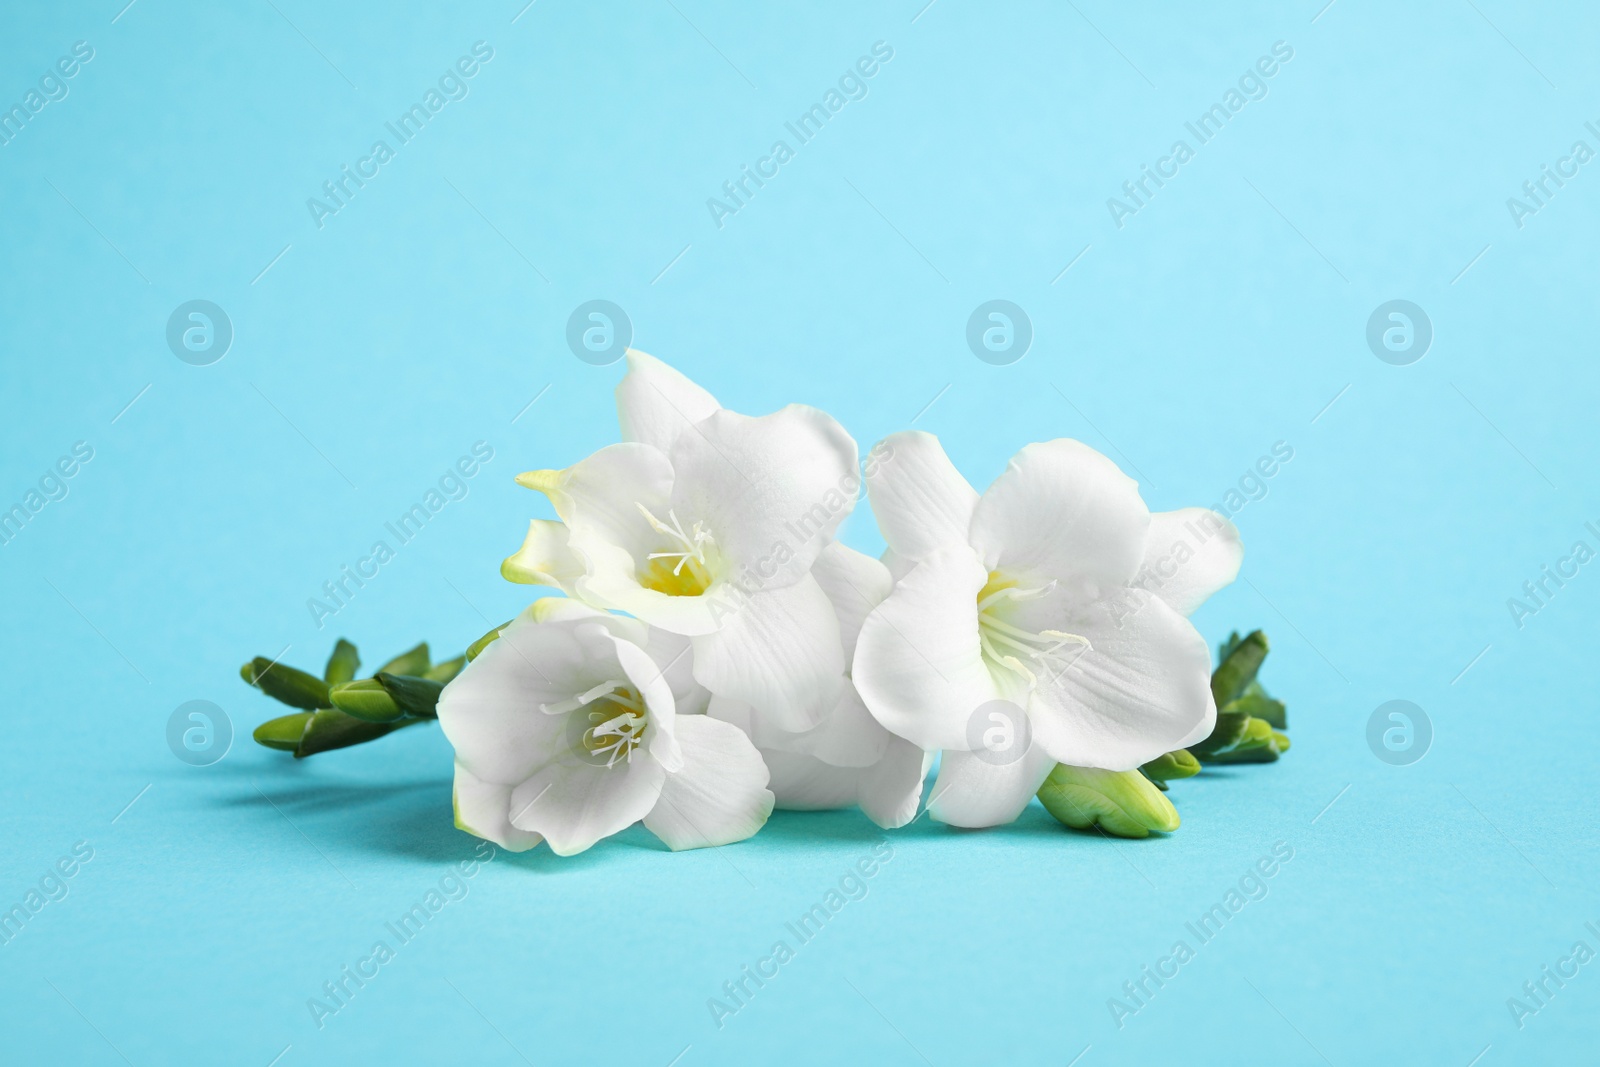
(424, 655), (465, 685)
(1188, 709), (1252, 758)
(1211, 630), (1268, 708)
(376, 642), (430, 677)
(324, 639), (360, 685)
(375, 673), (445, 719)
(1141, 749), (1201, 783)
(327, 678), (405, 722)
(295, 708), (425, 758)
(240, 657), (332, 711)
(253, 712), (314, 751)
(1038, 765), (1180, 838)
(466, 623), (511, 662)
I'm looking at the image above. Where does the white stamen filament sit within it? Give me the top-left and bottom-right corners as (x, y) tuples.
(638, 503), (714, 577)
(977, 578), (1092, 686)
(545, 682), (649, 768)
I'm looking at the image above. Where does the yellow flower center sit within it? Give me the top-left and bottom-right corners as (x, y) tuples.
(976, 570), (1092, 686)
(636, 504), (715, 597)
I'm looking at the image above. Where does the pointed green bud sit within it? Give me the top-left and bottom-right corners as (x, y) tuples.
(375, 673), (445, 718)
(1188, 709), (1252, 758)
(327, 678), (405, 722)
(1038, 765), (1180, 838)
(324, 639), (360, 685)
(1272, 730), (1290, 753)
(295, 708), (425, 758)
(241, 657), (331, 710)
(423, 655), (465, 685)
(1141, 748), (1201, 783)
(1211, 629), (1268, 708)
(376, 642), (430, 677)
(1207, 717), (1283, 763)
(466, 622), (511, 662)
(253, 712), (314, 751)
(1226, 684), (1287, 729)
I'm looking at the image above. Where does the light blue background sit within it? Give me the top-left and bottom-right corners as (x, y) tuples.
(2, 1), (1596, 1063)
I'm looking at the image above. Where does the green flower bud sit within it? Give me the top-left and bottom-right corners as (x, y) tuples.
(466, 622), (511, 662)
(324, 639), (360, 685)
(240, 657), (331, 710)
(375, 673), (445, 719)
(1188, 709), (1251, 758)
(1038, 765), (1180, 838)
(295, 709), (424, 758)
(1141, 748), (1200, 783)
(327, 678), (405, 722)
(253, 712), (314, 751)
(376, 642), (430, 678)
(1211, 630), (1268, 707)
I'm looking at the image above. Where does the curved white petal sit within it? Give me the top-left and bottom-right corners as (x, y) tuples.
(502, 519), (584, 592)
(856, 737), (930, 829)
(783, 681), (889, 768)
(1135, 508), (1243, 617)
(669, 405), (858, 582)
(509, 752), (666, 856)
(452, 762), (543, 852)
(599, 628), (681, 773)
(615, 349), (721, 454)
(969, 439), (1150, 592)
(927, 742), (1055, 828)
(810, 541), (893, 661)
(852, 544), (999, 753)
(517, 442), (673, 561)
(529, 595), (648, 646)
(438, 615), (617, 786)
(864, 430), (979, 564)
(691, 575), (844, 733)
(881, 547), (914, 584)
(644, 627), (709, 716)
(1023, 590), (1216, 770)
(762, 750), (860, 810)
(644, 715), (774, 850)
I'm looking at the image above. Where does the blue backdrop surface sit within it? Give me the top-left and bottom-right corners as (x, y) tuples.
(2, 2), (1597, 1064)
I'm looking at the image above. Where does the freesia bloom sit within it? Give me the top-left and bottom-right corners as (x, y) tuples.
(853, 432), (1242, 828)
(710, 542), (929, 829)
(439, 598), (772, 855)
(502, 352), (858, 731)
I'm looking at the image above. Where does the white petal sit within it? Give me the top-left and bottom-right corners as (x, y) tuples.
(517, 442), (673, 561)
(969, 439), (1150, 592)
(437, 614), (616, 786)
(927, 742), (1055, 828)
(529, 595), (648, 646)
(692, 575), (844, 733)
(864, 430), (979, 564)
(809, 541), (893, 661)
(1023, 590), (1216, 770)
(501, 519), (584, 592)
(882, 547), (914, 583)
(598, 627), (681, 773)
(669, 405), (858, 582)
(615, 349), (721, 454)
(644, 715), (774, 850)
(762, 750), (860, 810)
(509, 752), (665, 856)
(452, 762), (543, 852)
(782, 681), (889, 769)
(643, 627), (709, 716)
(852, 544), (999, 753)
(1135, 508), (1243, 616)
(856, 738), (931, 829)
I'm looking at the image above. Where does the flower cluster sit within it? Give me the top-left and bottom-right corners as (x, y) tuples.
(243, 353), (1291, 853)
(442, 352), (1246, 854)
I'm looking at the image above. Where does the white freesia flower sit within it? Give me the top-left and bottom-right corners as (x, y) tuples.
(502, 352), (860, 731)
(710, 542), (930, 829)
(439, 597), (772, 855)
(853, 431), (1243, 828)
